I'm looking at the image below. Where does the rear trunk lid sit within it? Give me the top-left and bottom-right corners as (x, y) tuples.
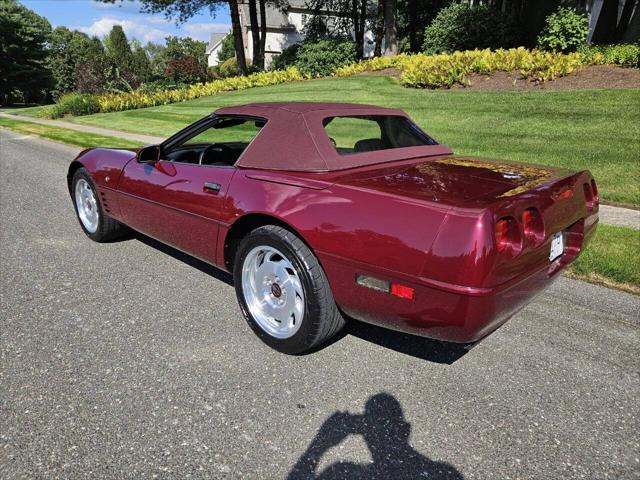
(333, 155), (574, 208)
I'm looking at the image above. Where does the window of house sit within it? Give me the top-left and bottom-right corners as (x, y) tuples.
(322, 115), (436, 155)
(301, 13), (308, 25)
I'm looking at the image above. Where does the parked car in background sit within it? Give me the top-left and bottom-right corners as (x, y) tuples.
(68, 103), (599, 354)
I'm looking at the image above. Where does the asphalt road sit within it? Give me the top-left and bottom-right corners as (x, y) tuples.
(1, 129), (639, 480)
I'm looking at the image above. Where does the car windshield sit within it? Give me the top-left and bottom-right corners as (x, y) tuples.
(322, 115), (437, 155)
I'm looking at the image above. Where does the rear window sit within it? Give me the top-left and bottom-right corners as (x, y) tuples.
(323, 115), (436, 155)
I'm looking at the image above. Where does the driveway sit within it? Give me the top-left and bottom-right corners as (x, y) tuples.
(1, 129), (638, 479)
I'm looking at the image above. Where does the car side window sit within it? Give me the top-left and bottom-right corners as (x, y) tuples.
(322, 115), (436, 155)
(165, 117), (266, 167)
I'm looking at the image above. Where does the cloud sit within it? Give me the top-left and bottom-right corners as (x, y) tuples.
(76, 16), (168, 42)
(184, 22), (231, 41)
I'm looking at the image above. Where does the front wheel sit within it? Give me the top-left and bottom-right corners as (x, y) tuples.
(234, 225), (345, 354)
(71, 168), (125, 242)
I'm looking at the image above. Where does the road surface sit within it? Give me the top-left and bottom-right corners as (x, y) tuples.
(1, 129), (638, 479)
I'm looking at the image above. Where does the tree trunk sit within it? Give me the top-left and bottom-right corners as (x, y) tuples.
(248, 0), (262, 69)
(383, 0), (397, 56)
(621, 6), (640, 43)
(228, 0), (248, 75)
(352, 0), (363, 59)
(358, 0), (367, 58)
(259, 0), (267, 69)
(408, 0), (417, 52)
(615, 0), (636, 42)
(374, 0), (385, 57)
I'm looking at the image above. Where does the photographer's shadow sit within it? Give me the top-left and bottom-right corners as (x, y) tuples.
(288, 392), (464, 480)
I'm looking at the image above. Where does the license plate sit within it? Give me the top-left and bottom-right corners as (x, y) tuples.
(549, 232), (564, 262)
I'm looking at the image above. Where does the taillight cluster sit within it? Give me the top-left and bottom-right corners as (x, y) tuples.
(584, 179), (599, 212)
(494, 217), (522, 256)
(522, 208), (545, 247)
(495, 208), (545, 256)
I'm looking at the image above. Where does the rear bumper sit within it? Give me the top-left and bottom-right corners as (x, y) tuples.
(322, 216), (597, 343)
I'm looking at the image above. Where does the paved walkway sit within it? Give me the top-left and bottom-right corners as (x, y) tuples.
(1, 112), (638, 230)
(0, 112), (164, 145)
(599, 204), (640, 230)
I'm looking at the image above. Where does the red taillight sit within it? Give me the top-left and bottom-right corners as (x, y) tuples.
(590, 179), (599, 205)
(522, 208), (545, 247)
(494, 216), (522, 255)
(584, 183), (594, 212)
(391, 284), (414, 300)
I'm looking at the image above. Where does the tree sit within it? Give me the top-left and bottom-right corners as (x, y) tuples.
(130, 39), (152, 83)
(397, 0), (449, 53)
(374, 0), (385, 56)
(164, 36), (208, 82)
(104, 25), (134, 69)
(98, 0), (249, 75)
(383, 0), (397, 55)
(47, 27), (104, 98)
(305, 0), (372, 60)
(0, 0), (53, 104)
(216, 34), (235, 63)
(144, 41), (167, 78)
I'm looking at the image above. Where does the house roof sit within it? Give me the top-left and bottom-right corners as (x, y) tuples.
(214, 102), (452, 172)
(206, 32), (227, 53)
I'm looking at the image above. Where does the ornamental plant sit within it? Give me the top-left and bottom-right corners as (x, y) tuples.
(537, 7), (589, 53)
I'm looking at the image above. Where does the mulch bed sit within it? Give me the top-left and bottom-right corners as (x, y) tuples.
(455, 64), (640, 91)
(360, 64), (640, 91)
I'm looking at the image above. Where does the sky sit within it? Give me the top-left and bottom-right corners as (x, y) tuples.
(21, 0), (232, 44)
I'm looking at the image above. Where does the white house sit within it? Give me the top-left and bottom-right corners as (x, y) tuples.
(206, 32), (228, 67)
(236, 0), (376, 69)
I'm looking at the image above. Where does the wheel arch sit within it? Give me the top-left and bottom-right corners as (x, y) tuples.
(223, 213), (317, 273)
(67, 160), (85, 194)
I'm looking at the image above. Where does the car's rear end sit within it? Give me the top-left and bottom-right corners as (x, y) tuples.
(324, 156), (599, 343)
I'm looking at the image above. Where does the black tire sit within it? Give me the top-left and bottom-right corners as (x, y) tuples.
(233, 225), (345, 354)
(71, 168), (125, 242)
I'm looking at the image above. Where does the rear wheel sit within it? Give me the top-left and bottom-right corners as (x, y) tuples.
(234, 225), (345, 354)
(71, 168), (125, 242)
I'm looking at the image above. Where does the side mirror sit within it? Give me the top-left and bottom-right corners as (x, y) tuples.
(137, 145), (161, 164)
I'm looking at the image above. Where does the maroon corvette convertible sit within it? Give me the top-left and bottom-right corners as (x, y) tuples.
(68, 102), (598, 354)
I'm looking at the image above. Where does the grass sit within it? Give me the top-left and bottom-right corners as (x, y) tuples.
(569, 224), (640, 294)
(51, 76), (639, 206)
(0, 117), (143, 149)
(0, 104), (47, 117)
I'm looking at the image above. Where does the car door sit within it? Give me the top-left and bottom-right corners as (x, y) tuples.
(116, 116), (263, 265)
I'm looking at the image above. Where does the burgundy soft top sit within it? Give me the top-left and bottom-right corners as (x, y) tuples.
(214, 102), (452, 172)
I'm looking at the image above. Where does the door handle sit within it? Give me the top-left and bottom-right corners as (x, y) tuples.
(203, 182), (221, 193)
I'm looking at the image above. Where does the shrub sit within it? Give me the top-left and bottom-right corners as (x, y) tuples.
(578, 43), (640, 68)
(537, 7), (589, 53)
(42, 92), (100, 118)
(90, 67), (303, 114)
(219, 57), (238, 77)
(422, 3), (519, 54)
(334, 55), (405, 76)
(271, 43), (302, 71)
(295, 39), (356, 77)
(397, 48), (583, 88)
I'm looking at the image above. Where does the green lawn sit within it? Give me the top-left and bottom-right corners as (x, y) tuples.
(569, 224), (640, 294)
(0, 117), (143, 149)
(59, 76), (640, 206)
(0, 104), (47, 117)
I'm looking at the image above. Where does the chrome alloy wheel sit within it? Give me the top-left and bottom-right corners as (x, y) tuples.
(75, 178), (99, 234)
(241, 246), (305, 339)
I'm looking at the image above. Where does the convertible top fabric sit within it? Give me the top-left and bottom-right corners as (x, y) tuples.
(214, 103), (453, 172)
